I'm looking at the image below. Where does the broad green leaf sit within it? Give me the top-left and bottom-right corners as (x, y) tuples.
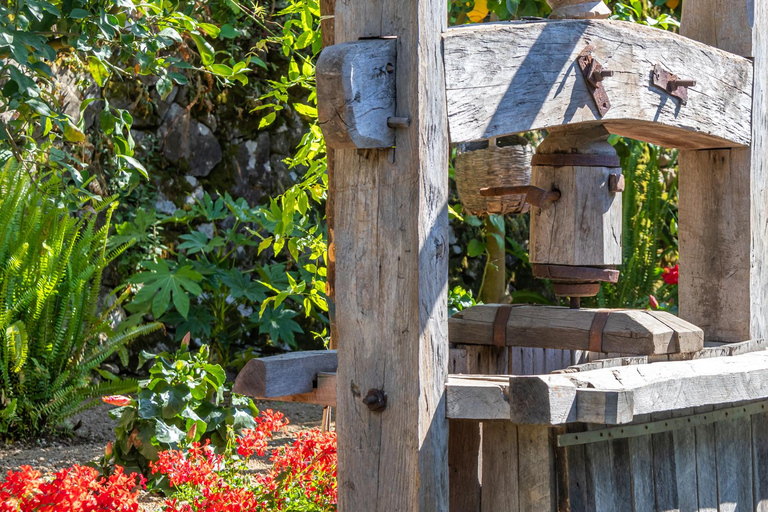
(190, 33), (214, 66)
(117, 155), (149, 179)
(467, 239), (487, 258)
(87, 56), (109, 87)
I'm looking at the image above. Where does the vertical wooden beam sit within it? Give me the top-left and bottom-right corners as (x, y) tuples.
(679, 0), (768, 341)
(330, 0), (450, 510)
(319, 0), (336, 350)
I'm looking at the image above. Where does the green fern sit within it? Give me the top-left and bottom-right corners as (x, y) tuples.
(0, 160), (161, 438)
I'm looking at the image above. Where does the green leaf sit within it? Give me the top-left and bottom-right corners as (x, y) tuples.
(219, 24), (239, 39)
(154, 419), (185, 445)
(211, 64), (233, 77)
(258, 112), (276, 129)
(190, 33), (214, 66)
(63, 121), (86, 143)
(129, 260), (203, 319)
(117, 155), (149, 179)
(87, 56), (109, 87)
(156, 76), (173, 100)
(5, 321), (27, 373)
(293, 103), (317, 118)
(251, 307), (303, 347)
(178, 232), (225, 255)
(197, 23), (221, 38)
(467, 239), (487, 258)
(69, 8), (90, 18)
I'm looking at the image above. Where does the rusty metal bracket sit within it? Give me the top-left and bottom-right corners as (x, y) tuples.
(479, 185), (561, 208)
(577, 45), (612, 117)
(652, 63), (696, 105)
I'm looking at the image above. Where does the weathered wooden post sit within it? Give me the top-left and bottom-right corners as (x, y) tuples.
(678, 0), (768, 342)
(320, 0), (450, 510)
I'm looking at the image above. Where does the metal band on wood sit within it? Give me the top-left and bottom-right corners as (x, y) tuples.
(532, 153), (621, 167)
(588, 310), (612, 352)
(492, 304), (514, 348)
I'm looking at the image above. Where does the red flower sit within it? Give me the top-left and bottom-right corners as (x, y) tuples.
(662, 264), (679, 285)
(649, 295), (660, 310)
(101, 395), (132, 407)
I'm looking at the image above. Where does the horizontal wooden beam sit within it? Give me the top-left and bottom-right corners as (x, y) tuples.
(446, 351), (768, 425)
(443, 19), (752, 148)
(233, 350), (338, 398)
(267, 372), (336, 407)
(449, 305), (703, 355)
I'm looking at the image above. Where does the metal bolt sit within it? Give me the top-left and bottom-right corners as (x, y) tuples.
(385, 63), (395, 73)
(387, 117), (411, 129)
(669, 79), (696, 88)
(609, 173), (625, 193)
(363, 389), (387, 412)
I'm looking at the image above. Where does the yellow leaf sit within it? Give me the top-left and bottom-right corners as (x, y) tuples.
(666, 0), (680, 9)
(467, 0), (489, 22)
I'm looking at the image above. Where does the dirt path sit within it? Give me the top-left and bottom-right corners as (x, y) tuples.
(0, 401), (327, 511)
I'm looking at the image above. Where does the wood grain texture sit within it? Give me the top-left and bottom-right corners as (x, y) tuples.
(752, 408), (768, 511)
(233, 351), (338, 398)
(449, 304), (703, 355)
(448, 351), (768, 423)
(480, 421), (519, 512)
(715, 411), (754, 511)
(317, 39), (396, 149)
(517, 425), (556, 512)
(268, 372), (336, 407)
(331, 0), (450, 509)
(694, 405), (718, 512)
(443, 19), (753, 148)
(627, 414), (655, 512)
(529, 126), (622, 267)
(679, 0), (768, 343)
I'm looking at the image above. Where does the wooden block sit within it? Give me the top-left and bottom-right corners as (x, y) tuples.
(443, 19), (752, 148)
(233, 350), (338, 398)
(316, 39), (396, 149)
(268, 372), (336, 407)
(449, 304), (704, 355)
(481, 421), (519, 512)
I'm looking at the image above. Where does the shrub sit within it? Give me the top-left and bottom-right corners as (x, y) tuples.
(0, 161), (160, 437)
(105, 340), (259, 481)
(0, 464), (145, 512)
(150, 410), (337, 511)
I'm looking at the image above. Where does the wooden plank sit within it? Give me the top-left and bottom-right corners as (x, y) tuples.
(448, 352), (768, 423)
(233, 351), (338, 398)
(751, 407), (768, 511)
(266, 372), (337, 407)
(317, 39), (396, 149)
(442, 19), (752, 148)
(693, 405), (718, 512)
(330, 0), (450, 509)
(671, 408), (699, 511)
(449, 304), (703, 355)
(715, 407), (754, 511)
(627, 414), (655, 512)
(679, 0), (768, 343)
(584, 427), (632, 512)
(565, 424), (593, 512)
(651, 410), (679, 512)
(517, 425), (555, 512)
(450, 420), (482, 512)
(481, 421), (519, 512)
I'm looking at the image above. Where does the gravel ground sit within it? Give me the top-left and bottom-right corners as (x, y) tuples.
(0, 400), (327, 511)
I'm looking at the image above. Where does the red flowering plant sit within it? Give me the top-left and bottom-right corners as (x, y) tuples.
(649, 263), (679, 313)
(150, 409), (337, 511)
(0, 464), (145, 512)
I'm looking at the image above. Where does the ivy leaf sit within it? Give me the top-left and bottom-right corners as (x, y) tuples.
(129, 260), (203, 319)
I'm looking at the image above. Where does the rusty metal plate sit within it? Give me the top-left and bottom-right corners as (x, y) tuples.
(652, 63), (694, 105)
(532, 153), (621, 168)
(533, 265), (620, 284)
(577, 45), (611, 117)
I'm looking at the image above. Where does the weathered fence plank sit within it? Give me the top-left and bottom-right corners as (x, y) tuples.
(627, 414), (655, 512)
(443, 19), (752, 148)
(480, 421), (519, 512)
(329, 0), (450, 509)
(715, 409), (754, 511)
(679, 0), (768, 342)
(694, 405), (718, 512)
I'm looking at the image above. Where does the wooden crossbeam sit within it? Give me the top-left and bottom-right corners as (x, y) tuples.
(446, 351), (768, 425)
(443, 19), (752, 148)
(319, 20), (753, 150)
(233, 350), (338, 398)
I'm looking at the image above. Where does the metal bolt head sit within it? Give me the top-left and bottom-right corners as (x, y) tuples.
(363, 389), (387, 412)
(609, 173), (625, 193)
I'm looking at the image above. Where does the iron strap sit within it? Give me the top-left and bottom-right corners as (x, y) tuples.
(588, 310), (612, 353)
(557, 399), (768, 447)
(532, 153), (621, 168)
(492, 305), (515, 348)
